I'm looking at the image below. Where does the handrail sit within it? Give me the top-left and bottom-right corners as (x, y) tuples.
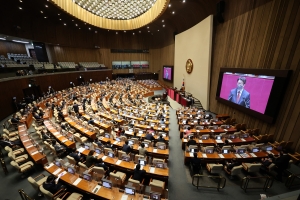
(192, 174), (226, 191)
(285, 173), (300, 189)
(18, 189), (35, 200)
(240, 176), (274, 192)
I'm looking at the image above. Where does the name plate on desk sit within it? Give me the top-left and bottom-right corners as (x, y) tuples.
(210, 130), (215, 132)
(224, 129), (228, 132)
(228, 139), (233, 143)
(53, 132), (59, 136)
(102, 156), (107, 161)
(189, 153), (193, 157)
(31, 151), (39, 155)
(149, 167), (155, 173)
(202, 154), (207, 158)
(199, 140), (203, 143)
(218, 154), (224, 158)
(73, 178), (82, 186)
(62, 139), (68, 143)
(183, 139), (187, 142)
(84, 130), (89, 133)
(216, 140), (223, 143)
(23, 139), (30, 142)
(241, 138), (246, 142)
(45, 163), (54, 169)
(152, 149), (157, 153)
(116, 160), (122, 165)
(235, 154), (241, 158)
(26, 145), (33, 149)
(250, 153), (257, 157)
(92, 185), (101, 194)
(53, 168), (62, 175)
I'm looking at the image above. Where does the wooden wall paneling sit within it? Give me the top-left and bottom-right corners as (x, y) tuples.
(0, 41), (27, 56)
(210, 0), (300, 151)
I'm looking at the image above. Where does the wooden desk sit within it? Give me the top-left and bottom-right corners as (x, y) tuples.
(183, 149), (279, 164)
(99, 137), (169, 159)
(19, 113), (33, 129)
(44, 164), (145, 200)
(132, 124), (170, 133)
(44, 120), (76, 149)
(81, 114), (112, 133)
(78, 147), (169, 180)
(179, 127), (237, 138)
(216, 114), (230, 120)
(18, 124), (48, 165)
(65, 117), (96, 140)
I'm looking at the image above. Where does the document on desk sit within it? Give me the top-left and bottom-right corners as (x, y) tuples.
(216, 140), (223, 143)
(152, 149), (157, 153)
(121, 195), (128, 200)
(53, 168), (62, 175)
(183, 139), (187, 142)
(228, 139), (233, 143)
(189, 153), (194, 157)
(116, 160), (122, 165)
(235, 154), (241, 158)
(113, 141), (118, 145)
(267, 151), (273, 155)
(202, 154), (207, 158)
(78, 147), (85, 153)
(53, 132), (60, 136)
(84, 130), (89, 133)
(23, 139), (30, 142)
(211, 130), (215, 132)
(224, 129), (228, 132)
(73, 178), (82, 186)
(62, 139), (68, 143)
(250, 153), (257, 157)
(199, 140), (203, 143)
(26, 145), (33, 149)
(218, 154), (224, 158)
(102, 156), (107, 161)
(150, 167), (155, 173)
(31, 151), (39, 155)
(241, 138), (246, 142)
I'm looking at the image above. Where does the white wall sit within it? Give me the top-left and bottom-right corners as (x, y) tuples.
(174, 15), (213, 109)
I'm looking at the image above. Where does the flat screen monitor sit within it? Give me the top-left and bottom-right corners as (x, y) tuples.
(124, 186), (135, 195)
(252, 148), (259, 153)
(95, 148), (101, 154)
(67, 167), (76, 174)
(105, 134), (110, 138)
(122, 155), (130, 162)
(150, 192), (161, 200)
(237, 148), (246, 154)
(102, 179), (112, 189)
(222, 149), (229, 154)
(139, 159), (146, 166)
(266, 146), (273, 151)
(241, 134), (249, 138)
(128, 140), (134, 145)
(84, 144), (90, 150)
(216, 68), (292, 123)
(229, 135), (235, 139)
(83, 173), (92, 182)
(55, 159), (62, 167)
(162, 66), (174, 82)
(182, 120), (186, 124)
(116, 137), (121, 142)
(156, 163), (164, 169)
(108, 152), (114, 158)
(215, 135), (222, 140)
(162, 133), (166, 137)
(202, 135), (209, 140)
(157, 145), (166, 150)
(206, 149), (214, 154)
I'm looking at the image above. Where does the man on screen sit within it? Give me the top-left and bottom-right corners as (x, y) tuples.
(228, 76), (250, 108)
(164, 69), (169, 79)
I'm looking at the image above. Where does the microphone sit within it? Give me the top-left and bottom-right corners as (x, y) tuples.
(228, 94), (233, 101)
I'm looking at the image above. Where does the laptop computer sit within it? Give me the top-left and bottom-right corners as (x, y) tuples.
(252, 147), (259, 153)
(139, 159), (146, 166)
(206, 149), (214, 154)
(128, 140), (134, 146)
(108, 152), (114, 158)
(67, 166), (76, 174)
(105, 134), (110, 138)
(84, 144), (90, 150)
(102, 179), (112, 189)
(237, 148), (246, 154)
(95, 148), (101, 154)
(150, 192), (161, 200)
(83, 173), (92, 182)
(215, 135), (222, 140)
(222, 149), (229, 154)
(156, 163), (164, 169)
(122, 155), (131, 162)
(157, 145), (166, 150)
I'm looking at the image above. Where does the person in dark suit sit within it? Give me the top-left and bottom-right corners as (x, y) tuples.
(43, 175), (64, 194)
(73, 102), (79, 113)
(33, 112), (42, 120)
(187, 136), (197, 147)
(86, 150), (98, 167)
(157, 135), (166, 143)
(190, 153), (202, 175)
(274, 149), (290, 181)
(132, 164), (146, 183)
(52, 140), (66, 157)
(228, 76), (250, 108)
(69, 149), (84, 163)
(145, 131), (155, 141)
(88, 118), (94, 125)
(122, 141), (132, 154)
(11, 115), (20, 123)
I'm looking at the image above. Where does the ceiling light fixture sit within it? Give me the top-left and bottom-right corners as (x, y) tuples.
(0, 38), (6, 40)
(64, 23), (66, 25)
(168, 4), (171, 7)
(45, 5), (48, 7)
(172, 11), (175, 14)
(162, 20), (164, 22)
(73, 0), (158, 20)
(19, 7), (22, 10)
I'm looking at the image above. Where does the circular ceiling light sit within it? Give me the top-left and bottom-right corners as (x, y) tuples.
(50, 0), (170, 30)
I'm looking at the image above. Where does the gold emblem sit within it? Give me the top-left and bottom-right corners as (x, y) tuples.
(186, 59), (193, 74)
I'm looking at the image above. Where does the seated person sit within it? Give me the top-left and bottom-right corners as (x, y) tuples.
(139, 143), (148, 156)
(104, 140), (114, 150)
(94, 158), (110, 177)
(225, 158), (239, 171)
(52, 140), (66, 156)
(131, 132), (139, 139)
(42, 130), (56, 143)
(86, 150), (98, 168)
(132, 164), (146, 183)
(147, 127), (155, 134)
(157, 135), (166, 143)
(69, 149), (84, 163)
(33, 112), (43, 120)
(145, 132), (155, 141)
(94, 138), (103, 148)
(187, 136), (197, 147)
(260, 154), (275, 172)
(43, 175), (64, 194)
(122, 141), (132, 154)
(190, 153), (202, 174)
(184, 127), (193, 138)
(88, 118), (94, 125)
(11, 115), (20, 123)
(0, 137), (22, 148)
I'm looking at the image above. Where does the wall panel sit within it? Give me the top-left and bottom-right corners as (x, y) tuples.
(0, 40), (27, 56)
(210, 0), (300, 151)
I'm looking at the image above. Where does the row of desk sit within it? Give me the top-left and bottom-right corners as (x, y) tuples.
(167, 88), (191, 107)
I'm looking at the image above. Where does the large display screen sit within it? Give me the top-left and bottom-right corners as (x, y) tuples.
(216, 68), (292, 123)
(163, 66), (174, 82)
(219, 73), (275, 114)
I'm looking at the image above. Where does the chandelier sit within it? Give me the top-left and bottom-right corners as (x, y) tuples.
(73, 0), (158, 20)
